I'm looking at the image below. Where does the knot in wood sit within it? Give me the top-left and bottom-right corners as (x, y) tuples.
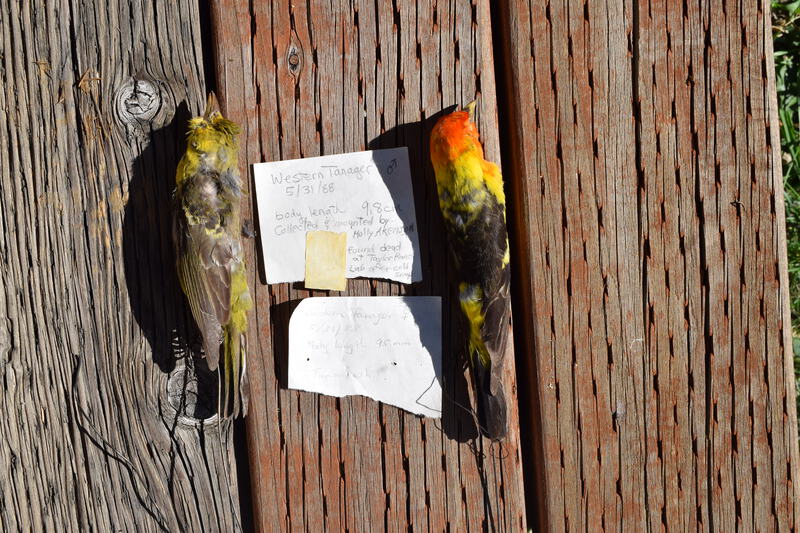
(286, 42), (303, 75)
(166, 357), (219, 425)
(114, 78), (162, 124)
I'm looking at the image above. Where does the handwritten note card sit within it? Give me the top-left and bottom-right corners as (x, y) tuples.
(288, 297), (442, 417)
(253, 148), (422, 284)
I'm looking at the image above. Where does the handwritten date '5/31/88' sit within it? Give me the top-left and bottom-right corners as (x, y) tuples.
(285, 181), (336, 197)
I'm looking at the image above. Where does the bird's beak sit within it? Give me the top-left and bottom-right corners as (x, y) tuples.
(464, 99), (478, 121)
(204, 92), (220, 120)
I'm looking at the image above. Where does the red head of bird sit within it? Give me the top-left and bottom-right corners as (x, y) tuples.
(429, 103), (484, 172)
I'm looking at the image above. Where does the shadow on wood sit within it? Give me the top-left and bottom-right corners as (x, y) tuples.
(122, 101), (218, 421)
(270, 299), (302, 389)
(245, 163), (269, 287)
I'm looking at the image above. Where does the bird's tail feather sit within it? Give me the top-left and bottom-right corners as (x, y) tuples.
(473, 359), (508, 440)
(221, 326), (248, 418)
(461, 271), (511, 440)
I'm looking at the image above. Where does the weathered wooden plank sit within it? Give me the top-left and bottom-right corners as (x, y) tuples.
(499, 0), (646, 529)
(636, 1), (710, 529)
(0, 1), (242, 531)
(209, 1), (527, 531)
(499, 0), (800, 530)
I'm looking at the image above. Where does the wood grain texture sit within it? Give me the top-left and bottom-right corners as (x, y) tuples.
(209, 1), (527, 531)
(0, 1), (242, 531)
(499, 0), (800, 530)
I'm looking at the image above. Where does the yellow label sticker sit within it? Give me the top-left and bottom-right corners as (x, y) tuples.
(305, 231), (347, 291)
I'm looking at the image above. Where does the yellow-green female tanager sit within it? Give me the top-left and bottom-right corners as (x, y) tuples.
(429, 102), (510, 440)
(173, 93), (251, 418)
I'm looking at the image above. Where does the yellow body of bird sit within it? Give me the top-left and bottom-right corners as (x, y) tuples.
(173, 93), (251, 418)
(430, 102), (510, 439)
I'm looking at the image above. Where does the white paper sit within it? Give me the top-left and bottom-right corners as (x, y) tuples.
(253, 148), (422, 284)
(288, 296), (442, 417)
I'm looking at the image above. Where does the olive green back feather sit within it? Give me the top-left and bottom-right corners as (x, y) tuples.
(173, 107), (250, 418)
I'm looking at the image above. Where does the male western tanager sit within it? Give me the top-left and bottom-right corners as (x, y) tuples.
(430, 101), (510, 440)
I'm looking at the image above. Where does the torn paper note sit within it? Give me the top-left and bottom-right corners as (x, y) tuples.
(305, 230), (347, 291)
(288, 296), (442, 417)
(253, 148), (422, 284)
